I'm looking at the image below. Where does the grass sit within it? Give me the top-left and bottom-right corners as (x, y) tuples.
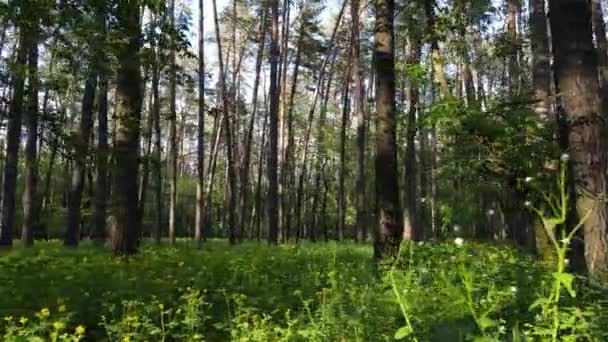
(0, 239), (606, 341)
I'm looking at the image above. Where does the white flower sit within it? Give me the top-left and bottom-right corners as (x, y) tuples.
(525, 177), (534, 183)
(560, 237), (570, 245)
(454, 237), (464, 246)
(487, 209), (496, 216)
(453, 225), (461, 232)
(420, 197), (427, 203)
(565, 258), (570, 265)
(524, 200), (532, 207)
(560, 153), (570, 162)
(510, 286), (518, 293)
(417, 241), (425, 246)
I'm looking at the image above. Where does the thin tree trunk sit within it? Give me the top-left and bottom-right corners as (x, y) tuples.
(240, 9), (267, 235)
(213, 0), (238, 244)
(293, 0), (346, 237)
(168, 0), (178, 244)
(337, 64), (351, 241)
(267, 0), (280, 245)
(195, 0), (206, 244)
(65, 72), (97, 246)
(93, 73), (109, 243)
(403, 34), (421, 241)
(352, 0), (367, 242)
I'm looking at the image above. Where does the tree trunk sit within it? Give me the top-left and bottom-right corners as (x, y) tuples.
(213, 0), (238, 244)
(351, 0), (367, 242)
(168, 0), (178, 245)
(550, 0), (608, 279)
(337, 64), (351, 241)
(65, 72), (97, 246)
(240, 9), (267, 235)
(195, 0), (206, 244)
(530, 0), (552, 119)
(592, 0), (608, 115)
(21, 26), (39, 247)
(267, 0), (280, 245)
(374, 0), (403, 258)
(403, 34), (421, 241)
(111, 0), (142, 255)
(0, 28), (27, 246)
(93, 72), (109, 243)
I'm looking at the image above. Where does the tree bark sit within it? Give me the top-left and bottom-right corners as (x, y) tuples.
(65, 72), (97, 246)
(240, 9), (267, 234)
(111, 0), (142, 255)
(21, 25), (39, 246)
(374, 0), (403, 258)
(168, 0), (178, 244)
(403, 34), (421, 241)
(267, 0), (280, 245)
(529, 0), (551, 120)
(550, 0), (608, 279)
(0, 27), (27, 246)
(351, 0), (367, 242)
(213, 0), (239, 244)
(592, 0), (608, 115)
(195, 0), (206, 244)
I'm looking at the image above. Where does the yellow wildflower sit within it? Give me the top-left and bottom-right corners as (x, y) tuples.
(40, 308), (50, 318)
(58, 304), (67, 313)
(75, 325), (86, 335)
(52, 321), (66, 330)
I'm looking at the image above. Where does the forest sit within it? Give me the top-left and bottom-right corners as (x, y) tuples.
(1, 0), (608, 340)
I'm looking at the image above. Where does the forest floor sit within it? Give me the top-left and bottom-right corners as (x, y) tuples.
(0, 240), (606, 341)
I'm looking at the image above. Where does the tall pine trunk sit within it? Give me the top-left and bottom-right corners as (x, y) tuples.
(351, 0), (367, 242)
(267, 0), (280, 245)
(0, 26), (28, 246)
(168, 0), (178, 245)
(374, 0), (403, 258)
(195, 0), (206, 244)
(21, 25), (39, 246)
(550, 0), (608, 279)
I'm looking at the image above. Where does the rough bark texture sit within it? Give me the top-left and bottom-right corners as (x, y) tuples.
(529, 0), (551, 119)
(267, 0), (280, 245)
(212, 0), (238, 244)
(111, 0), (142, 255)
(241, 9), (267, 235)
(65, 73), (96, 246)
(592, 0), (608, 115)
(374, 0), (403, 258)
(0, 27), (27, 246)
(21, 27), (39, 246)
(168, 0), (178, 245)
(550, 0), (608, 279)
(195, 0), (206, 244)
(351, 0), (367, 242)
(94, 73), (108, 243)
(403, 34), (421, 241)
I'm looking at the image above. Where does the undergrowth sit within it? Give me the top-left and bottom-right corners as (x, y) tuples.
(0, 239), (606, 341)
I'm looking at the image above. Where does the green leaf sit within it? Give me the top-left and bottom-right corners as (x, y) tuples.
(477, 316), (497, 331)
(553, 272), (576, 298)
(394, 326), (412, 340)
(529, 297), (550, 310)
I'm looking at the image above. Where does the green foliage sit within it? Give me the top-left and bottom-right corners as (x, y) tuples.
(1, 240), (606, 341)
